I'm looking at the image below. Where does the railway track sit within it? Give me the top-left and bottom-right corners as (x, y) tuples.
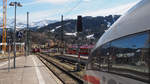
(41, 52), (87, 68)
(37, 53), (84, 84)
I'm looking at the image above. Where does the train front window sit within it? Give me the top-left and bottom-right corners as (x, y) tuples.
(110, 32), (149, 81)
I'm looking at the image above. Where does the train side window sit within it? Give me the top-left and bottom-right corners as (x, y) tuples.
(87, 31), (150, 82)
(87, 43), (111, 71)
(99, 43), (111, 71)
(109, 32), (149, 81)
(87, 50), (101, 70)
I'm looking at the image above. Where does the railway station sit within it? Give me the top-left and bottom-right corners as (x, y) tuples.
(0, 0), (150, 84)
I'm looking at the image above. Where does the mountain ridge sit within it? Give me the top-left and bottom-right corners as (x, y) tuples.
(37, 15), (121, 39)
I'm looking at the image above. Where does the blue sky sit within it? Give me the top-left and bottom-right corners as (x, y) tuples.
(1, 0), (140, 23)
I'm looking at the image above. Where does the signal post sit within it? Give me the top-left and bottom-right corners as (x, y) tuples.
(76, 15), (83, 71)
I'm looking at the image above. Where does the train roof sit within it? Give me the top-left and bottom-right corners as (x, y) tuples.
(94, 0), (150, 50)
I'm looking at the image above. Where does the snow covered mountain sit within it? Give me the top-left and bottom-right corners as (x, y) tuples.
(0, 18), (57, 29)
(30, 20), (57, 29)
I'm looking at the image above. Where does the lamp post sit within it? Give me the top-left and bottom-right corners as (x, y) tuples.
(25, 12), (29, 56)
(9, 2), (22, 68)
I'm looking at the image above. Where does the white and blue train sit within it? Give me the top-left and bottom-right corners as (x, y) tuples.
(84, 0), (150, 84)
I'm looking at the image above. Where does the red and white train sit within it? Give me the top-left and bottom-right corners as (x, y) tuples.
(32, 48), (41, 53)
(66, 44), (94, 56)
(84, 0), (150, 84)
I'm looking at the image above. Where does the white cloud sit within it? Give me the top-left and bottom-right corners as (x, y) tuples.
(82, 1), (140, 16)
(35, 0), (75, 4)
(83, 0), (91, 2)
(65, 0), (140, 19)
(23, 1), (40, 6)
(24, 0), (89, 6)
(13, 0), (141, 22)
(23, 0), (76, 6)
(15, 10), (58, 23)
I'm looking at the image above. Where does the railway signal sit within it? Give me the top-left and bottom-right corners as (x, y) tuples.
(77, 15), (83, 32)
(76, 15), (83, 71)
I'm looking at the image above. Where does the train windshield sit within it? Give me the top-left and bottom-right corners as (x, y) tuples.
(87, 31), (150, 82)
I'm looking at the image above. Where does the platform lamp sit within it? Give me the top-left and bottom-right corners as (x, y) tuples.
(9, 2), (22, 69)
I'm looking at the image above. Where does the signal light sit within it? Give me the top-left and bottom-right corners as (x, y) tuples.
(77, 15), (83, 32)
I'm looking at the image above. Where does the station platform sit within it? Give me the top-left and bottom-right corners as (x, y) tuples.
(0, 55), (63, 84)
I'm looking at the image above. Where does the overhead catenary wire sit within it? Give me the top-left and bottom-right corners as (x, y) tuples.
(63, 0), (83, 17)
